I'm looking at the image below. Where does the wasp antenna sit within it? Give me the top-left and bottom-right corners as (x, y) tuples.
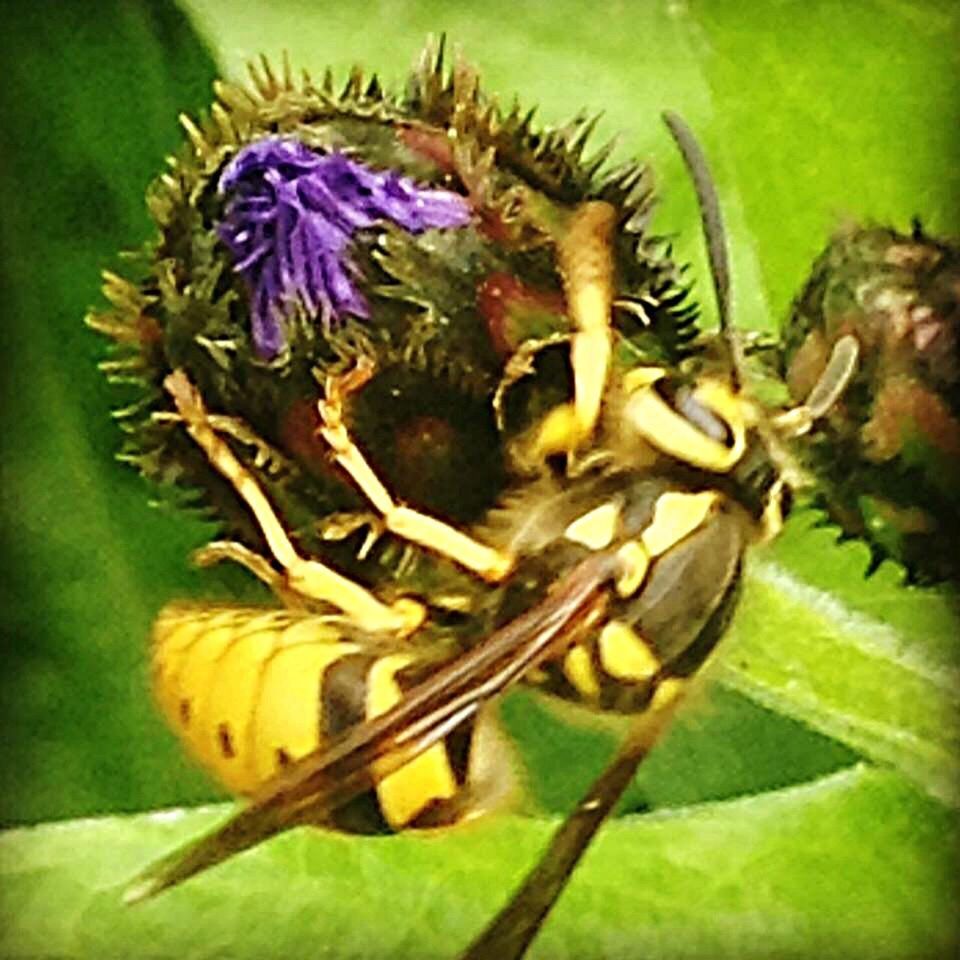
(662, 112), (743, 385)
(772, 333), (860, 439)
(662, 112), (730, 331)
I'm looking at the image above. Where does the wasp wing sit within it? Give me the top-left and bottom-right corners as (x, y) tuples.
(458, 680), (687, 960)
(125, 550), (616, 903)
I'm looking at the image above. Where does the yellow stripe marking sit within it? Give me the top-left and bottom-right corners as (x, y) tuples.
(614, 541), (650, 597)
(562, 644), (600, 698)
(621, 367), (665, 391)
(252, 628), (360, 785)
(598, 621), (659, 681)
(526, 403), (580, 460)
(650, 677), (686, 712)
(564, 501), (620, 550)
(642, 491), (719, 557)
(205, 628), (279, 792)
(152, 611), (208, 730)
(152, 607), (206, 671)
(172, 622), (244, 770)
(367, 653), (457, 829)
(622, 374), (745, 472)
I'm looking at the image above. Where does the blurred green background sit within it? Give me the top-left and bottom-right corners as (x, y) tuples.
(1, 0), (222, 822)
(0, 2), (957, 958)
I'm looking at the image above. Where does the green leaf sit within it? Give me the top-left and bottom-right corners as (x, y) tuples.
(1, 767), (955, 960)
(0, 0), (225, 822)
(719, 512), (960, 807)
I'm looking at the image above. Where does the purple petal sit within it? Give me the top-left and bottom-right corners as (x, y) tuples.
(250, 286), (285, 359)
(216, 137), (471, 358)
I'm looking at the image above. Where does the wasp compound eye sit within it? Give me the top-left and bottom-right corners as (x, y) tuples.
(670, 383), (735, 448)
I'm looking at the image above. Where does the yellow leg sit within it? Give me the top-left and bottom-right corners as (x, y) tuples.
(152, 409), (284, 474)
(164, 370), (425, 636)
(192, 540), (285, 591)
(492, 331), (571, 432)
(316, 358), (515, 583)
(524, 202), (617, 462)
(190, 539), (324, 610)
(759, 477), (787, 544)
(563, 202), (616, 436)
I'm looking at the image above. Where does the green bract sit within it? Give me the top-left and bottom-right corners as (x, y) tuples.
(88, 41), (697, 579)
(782, 225), (960, 581)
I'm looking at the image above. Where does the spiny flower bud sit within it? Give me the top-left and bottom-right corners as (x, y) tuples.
(782, 223), (960, 580)
(87, 41), (694, 576)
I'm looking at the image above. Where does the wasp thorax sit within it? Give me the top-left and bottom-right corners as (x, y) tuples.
(490, 469), (745, 714)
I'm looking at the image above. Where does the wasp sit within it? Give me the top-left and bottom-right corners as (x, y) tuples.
(92, 44), (859, 960)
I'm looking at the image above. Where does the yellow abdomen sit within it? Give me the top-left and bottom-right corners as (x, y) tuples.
(151, 603), (464, 830)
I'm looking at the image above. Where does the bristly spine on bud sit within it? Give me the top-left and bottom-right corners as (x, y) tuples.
(88, 40), (699, 559)
(217, 138), (472, 358)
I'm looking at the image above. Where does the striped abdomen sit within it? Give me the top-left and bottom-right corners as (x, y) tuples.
(151, 605), (473, 832)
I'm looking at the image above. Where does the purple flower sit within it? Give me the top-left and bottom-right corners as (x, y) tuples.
(217, 138), (472, 358)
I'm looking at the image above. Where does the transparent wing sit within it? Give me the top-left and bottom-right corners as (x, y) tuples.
(458, 680), (687, 960)
(125, 549), (617, 904)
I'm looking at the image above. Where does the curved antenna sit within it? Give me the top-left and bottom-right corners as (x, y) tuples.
(662, 112), (730, 331)
(662, 112), (742, 386)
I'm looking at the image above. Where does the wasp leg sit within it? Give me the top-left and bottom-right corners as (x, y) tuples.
(164, 370), (425, 636)
(492, 331), (572, 431)
(153, 408), (286, 475)
(314, 510), (385, 562)
(522, 201), (616, 463)
(190, 539), (323, 609)
(459, 679), (686, 960)
(317, 357), (515, 583)
(191, 540), (283, 589)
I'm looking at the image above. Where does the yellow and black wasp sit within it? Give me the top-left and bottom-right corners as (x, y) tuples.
(90, 42), (860, 960)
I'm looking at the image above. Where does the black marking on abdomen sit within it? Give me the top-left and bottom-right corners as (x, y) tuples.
(217, 722), (235, 759)
(321, 653), (376, 736)
(319, 653), (391, 835)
